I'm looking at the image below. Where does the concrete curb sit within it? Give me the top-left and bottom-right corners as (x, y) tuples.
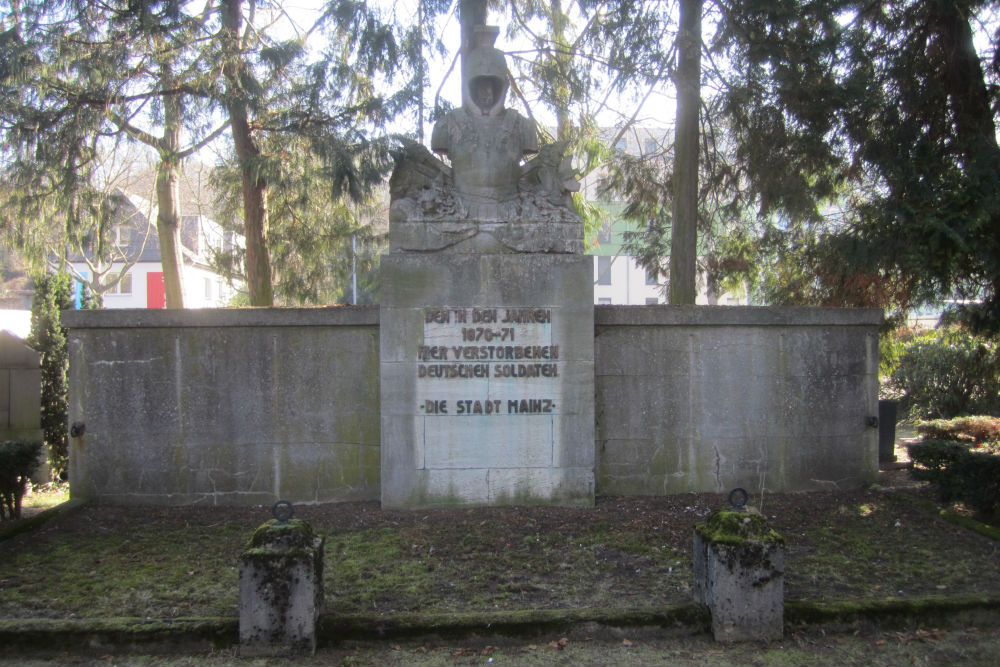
(0, 498), (89, 543)
(0, 617), (237, 654)
(1, 597), (998, 655)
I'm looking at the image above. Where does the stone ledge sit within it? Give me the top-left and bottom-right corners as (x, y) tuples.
(63, 304), (881, 329)
(595, 305), (883, 327)
(62, 305), (380, 329)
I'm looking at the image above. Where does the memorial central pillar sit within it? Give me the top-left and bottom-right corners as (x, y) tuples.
(380, 254), (594, 507)
(379, 22), (594, 508)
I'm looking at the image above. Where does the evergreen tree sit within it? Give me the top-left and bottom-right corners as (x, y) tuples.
(1, 147), (156, 304)
(26, 272), (74, 480)
(570, 0), (731, 299)
(207, 0), (420, 305)
(711, 0), (1000, 329)
(500, 0), (676, 248)
(1, 0), (226, 308)
(218, 0), (275, 306)
(210, 132), (389, 305)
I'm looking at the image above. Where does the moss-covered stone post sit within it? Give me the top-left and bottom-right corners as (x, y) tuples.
(693, 507), (784, 642)
(238, 517), (324, 655)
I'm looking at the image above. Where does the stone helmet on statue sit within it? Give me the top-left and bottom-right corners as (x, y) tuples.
(464, 27), (508, 116)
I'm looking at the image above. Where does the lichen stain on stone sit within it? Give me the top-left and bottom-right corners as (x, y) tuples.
(694, 509), (784, 548)
(244, 519), (317, 555)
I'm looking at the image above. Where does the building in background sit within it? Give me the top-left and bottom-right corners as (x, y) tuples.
(588, 216), (745, 306)
(583, 128), (746, 306)
(66, 169), (243, 309)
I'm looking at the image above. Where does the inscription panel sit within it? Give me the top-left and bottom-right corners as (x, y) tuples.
(417, 307), (560, 421)
(379, 252), (595, 507)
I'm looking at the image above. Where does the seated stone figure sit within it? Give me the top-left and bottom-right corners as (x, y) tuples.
(429, 28), (538, 220)
(389, 26), (579, 226)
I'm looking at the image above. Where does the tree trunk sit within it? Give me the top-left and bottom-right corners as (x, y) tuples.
(550, 0), (571, 140)
(417, 0), (425, 142)
(927, 0), (1000, 331)
(459, 0), (488, 54)
(222, 0), (273, 306)
(928, 1), (1000, 165)
(154, 160), (185, 309)
(155, 65), (185, 309)
(669, 0), (701, 305)
(459, 0), (489, 103)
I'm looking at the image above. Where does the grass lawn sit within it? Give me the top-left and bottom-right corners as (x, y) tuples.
(1, 475), (999, 622)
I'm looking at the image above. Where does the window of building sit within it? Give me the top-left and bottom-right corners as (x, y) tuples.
(204, 277), (213, 299)
(105, 272), (132, 295)
(597, 223), (612, 244)
(112, 225), (131, 246)
(616, 138), (628, 152)
(645, 268), (658, 285)
(645, 297), (659, 305)
(598, 297), (612, 305)
(597, 256), (612, 285)
(201, 224), (224, 255)
(644, 138), (657, 155)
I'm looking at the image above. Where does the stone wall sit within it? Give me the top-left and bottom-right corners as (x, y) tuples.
(596, 306), (882, 495)
(63, 305), (881, 505)
(0, 330), (43, 443)
(63, 307), (381, 505)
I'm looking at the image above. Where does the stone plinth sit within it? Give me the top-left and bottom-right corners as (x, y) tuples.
(238, 519), (324, 655)
(380, 252), (595, 508)
(693, 510), (784, 642)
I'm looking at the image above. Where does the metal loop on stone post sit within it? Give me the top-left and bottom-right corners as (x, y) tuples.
(728, 488), (748, 511)
(272, 499), (294, 524)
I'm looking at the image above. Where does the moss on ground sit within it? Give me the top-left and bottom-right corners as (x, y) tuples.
(1, 488), (1000, 624)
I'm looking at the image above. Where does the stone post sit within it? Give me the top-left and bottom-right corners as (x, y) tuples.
(238, 518), (324, 655)
(693, 508), (784, 642)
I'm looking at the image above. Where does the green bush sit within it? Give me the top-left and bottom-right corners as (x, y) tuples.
(886, 327), (1000, 419)
(908, 439), (1000, 519)
(879, 323), (912, 379)
(0, 440), (43, 521)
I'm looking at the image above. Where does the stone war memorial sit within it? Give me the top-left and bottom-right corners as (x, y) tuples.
(61, 15), (882, 510)
(380, 22), (594, 508)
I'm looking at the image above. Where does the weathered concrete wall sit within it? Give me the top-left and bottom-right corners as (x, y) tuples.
(0, 330), (45, 481)
(595, 306), (882, 495)
(63, 307), (380, 506)
(63, 305), (880, 505)
(0, 330), (43, 443)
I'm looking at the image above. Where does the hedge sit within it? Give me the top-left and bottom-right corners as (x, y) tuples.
(0, 440), (43, 521)
(916, 416), (1000, 448)
(908, 439), (1000, 519)
(886, 327), (1000, 419)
